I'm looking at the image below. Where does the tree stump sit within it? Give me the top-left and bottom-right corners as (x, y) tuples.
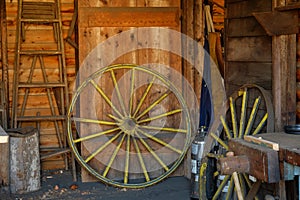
(8, 127), (40, 194)
(0, 126), (9, 192)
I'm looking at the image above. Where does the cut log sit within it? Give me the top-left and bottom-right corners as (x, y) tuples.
(8, 127), (40, 194)
(0, 126), (9, 192)
(218, 155), (250, 175)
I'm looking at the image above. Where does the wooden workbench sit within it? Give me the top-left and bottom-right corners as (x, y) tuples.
(255, 132), (300, 169)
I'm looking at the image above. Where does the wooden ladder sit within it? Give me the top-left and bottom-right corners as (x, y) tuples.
(12, 0), (76, 180)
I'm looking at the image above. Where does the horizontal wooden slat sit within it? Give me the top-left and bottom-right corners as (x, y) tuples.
(227, 17), (267, 37)
(226, 0), (272, 19)
(225, 62), (272, 95)
(79, 7), (179, 27)
(227, 36), (272, 62)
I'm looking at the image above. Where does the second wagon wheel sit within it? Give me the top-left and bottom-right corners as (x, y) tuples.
(199, 84), (274, 200)
(67, 64), (193, 188)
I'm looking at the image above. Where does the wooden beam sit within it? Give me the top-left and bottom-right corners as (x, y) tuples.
(244, 135), (279, 151)
(79, 7), (179, 27)
(253, 10), (298, 36)
(272, 35), (297, 131)
(218, 155), (250, 174)
(229, 138), (280, 183)
(245, 180), (262, 200)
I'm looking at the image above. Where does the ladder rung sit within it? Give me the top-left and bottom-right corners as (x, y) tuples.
(18, 83), (66, 88)
(40, 148), (71, 160)
(19, 50), (62, 55)
(17, 115), (66, 121)
(20, 18), (59, 23)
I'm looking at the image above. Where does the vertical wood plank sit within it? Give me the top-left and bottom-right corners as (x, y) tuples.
(272, 1), (296, 132)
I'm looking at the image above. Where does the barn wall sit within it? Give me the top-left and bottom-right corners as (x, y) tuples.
(224, 0), (272, 96)
(6, 0), (76, 169)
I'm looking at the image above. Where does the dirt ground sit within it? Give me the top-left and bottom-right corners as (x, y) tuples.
(0, 170), (192, 200)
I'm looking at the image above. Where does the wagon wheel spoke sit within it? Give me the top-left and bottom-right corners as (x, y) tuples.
(136, 91), (171, 121)
(103, 134), (127, 177)
(72, 117), (117, 126)
(109, 69), (127, 116)
(129, 69), (135, 116)
(135, 130), (169, 171)
(73, 127), (120, 143)
(67, 64), (192, 188)
(84, 131), (123, 163)
(132, 134), (150, 182)
(200, 84), (274, 199)
(137, 109), (182, 124)
(136, 127), (182, 154)
(132, 75), (156, 118)
(238, 89), (247, 138)
(212, 175), (231, 200)
(225, 176), (234, 200)
(124, 134), (131, 184)
(90, 79), (124, 118)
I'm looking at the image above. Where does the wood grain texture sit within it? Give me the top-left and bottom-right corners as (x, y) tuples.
(0, 126), (9, 190)
(79, 7), (179, 27)
(227, 36), (272, 62)
(229, 138), (280, 183)
(9, 128), (40, 194)
(226, 17), (266, 37)
(226, 0), (272, 18)
(253, 10), (298, 36)
(78, 0), (186, 182)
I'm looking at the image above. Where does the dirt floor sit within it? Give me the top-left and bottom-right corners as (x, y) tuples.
(0, 170), (192, 200)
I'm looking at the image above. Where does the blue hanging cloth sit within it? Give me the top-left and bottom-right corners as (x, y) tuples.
(199, 2), (214, 130)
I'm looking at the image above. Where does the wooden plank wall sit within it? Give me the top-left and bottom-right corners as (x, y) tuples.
(78, 0), (183, 182)
(225, 0), (272, 96)
(5, 0), (76, 169)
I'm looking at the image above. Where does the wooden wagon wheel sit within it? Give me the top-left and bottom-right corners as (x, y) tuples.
(67, 64), (192, 188)
(199, 84), (274, 200)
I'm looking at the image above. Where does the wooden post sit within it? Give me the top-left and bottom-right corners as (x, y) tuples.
(272, 0), (297, 131)
(272, 0), (296, 198)
(0, 126), (9, 192)
(8, 127), (40, 194)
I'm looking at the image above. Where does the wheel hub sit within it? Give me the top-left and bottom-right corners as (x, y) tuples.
(120, 117), (137, 135)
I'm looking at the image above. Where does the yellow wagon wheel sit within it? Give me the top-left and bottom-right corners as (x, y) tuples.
(199, 84), (274, 199)
(67, 64), (192, 188)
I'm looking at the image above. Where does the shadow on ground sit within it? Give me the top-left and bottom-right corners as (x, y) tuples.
(1, 170), (192, 200)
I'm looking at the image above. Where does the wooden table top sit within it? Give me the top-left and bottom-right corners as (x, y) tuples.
(255, 132), (300, 166)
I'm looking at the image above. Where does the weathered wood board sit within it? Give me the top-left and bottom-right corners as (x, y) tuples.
(8, 127), (40, 194)
(0, 126), (9, 191)
(225, 0), (272, 96)
(78, 0), (187, 183)
(229, 138), (280, 183)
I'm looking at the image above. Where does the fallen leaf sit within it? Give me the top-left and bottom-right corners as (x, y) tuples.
(54, 185), (59, 190)
(70, 184), (78, 190)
